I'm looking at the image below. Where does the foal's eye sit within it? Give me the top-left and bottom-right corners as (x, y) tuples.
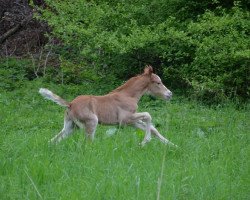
(157, 82), (161, 85)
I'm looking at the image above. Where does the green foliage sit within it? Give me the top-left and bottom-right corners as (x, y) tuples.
(187, 8), (250, 102)
(37, 0), (249, 102)
(0, 58), (34, 91)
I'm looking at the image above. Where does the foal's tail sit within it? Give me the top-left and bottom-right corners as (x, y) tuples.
(39, 88), (70, 107)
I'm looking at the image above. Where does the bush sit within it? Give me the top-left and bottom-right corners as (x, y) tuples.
(186, 7), (250, 101)
(0, 58), (33, 91)
(37, 1), (249, 102)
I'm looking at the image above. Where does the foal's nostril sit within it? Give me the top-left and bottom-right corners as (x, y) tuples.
(166, 91), (172, 96)
(164, 90), (173, 100)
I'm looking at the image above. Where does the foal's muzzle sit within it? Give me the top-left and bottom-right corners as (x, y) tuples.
(164, 91), (172, 100)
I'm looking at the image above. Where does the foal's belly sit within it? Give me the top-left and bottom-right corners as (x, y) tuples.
(97, 110), (119, 124)
(97, 106), (134, 125)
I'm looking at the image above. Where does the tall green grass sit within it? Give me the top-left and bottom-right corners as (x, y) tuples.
(0, 80), (249, 199)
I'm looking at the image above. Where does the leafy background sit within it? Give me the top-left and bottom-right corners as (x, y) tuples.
(37, 0), (250, 103)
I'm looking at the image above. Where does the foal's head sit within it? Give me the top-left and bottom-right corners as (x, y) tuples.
(143, 66), (172, 100)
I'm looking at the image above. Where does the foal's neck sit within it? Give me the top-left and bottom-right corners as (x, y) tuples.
(112, 75), (150, 101)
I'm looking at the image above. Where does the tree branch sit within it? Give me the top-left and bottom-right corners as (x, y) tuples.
(0, 14), (33, 44)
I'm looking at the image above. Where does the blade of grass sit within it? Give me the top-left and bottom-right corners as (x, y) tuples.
(24, 167), (43, 200)
(157, 146), (167, 200)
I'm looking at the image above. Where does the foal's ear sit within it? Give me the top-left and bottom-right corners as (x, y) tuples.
(144, 65), (153, 75)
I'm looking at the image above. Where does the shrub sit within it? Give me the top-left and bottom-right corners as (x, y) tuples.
(0, 58), (33, 91)
(37, 1), (249, 102)
(186, 7), (250, 101)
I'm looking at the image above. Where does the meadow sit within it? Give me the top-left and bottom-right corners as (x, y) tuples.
(0, 80), (249, 200)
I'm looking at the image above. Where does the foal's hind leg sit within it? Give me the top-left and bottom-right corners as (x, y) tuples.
(50, 114), (74, 144)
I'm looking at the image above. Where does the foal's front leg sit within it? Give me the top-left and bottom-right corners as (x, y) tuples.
(84, 117), (98, 141)
(134, 120), (177, 147)
(129, 112), (152, 146)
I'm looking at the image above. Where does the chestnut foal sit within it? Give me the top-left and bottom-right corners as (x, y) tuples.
(39, 66), (176, 146)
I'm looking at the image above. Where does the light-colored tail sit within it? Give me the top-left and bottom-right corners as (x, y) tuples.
(39, 88), (69, 107)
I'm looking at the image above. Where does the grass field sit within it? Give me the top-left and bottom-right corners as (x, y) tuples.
(0, 80), (249, 200)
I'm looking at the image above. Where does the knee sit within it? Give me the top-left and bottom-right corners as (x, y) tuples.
(143, 112), (152, 122)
